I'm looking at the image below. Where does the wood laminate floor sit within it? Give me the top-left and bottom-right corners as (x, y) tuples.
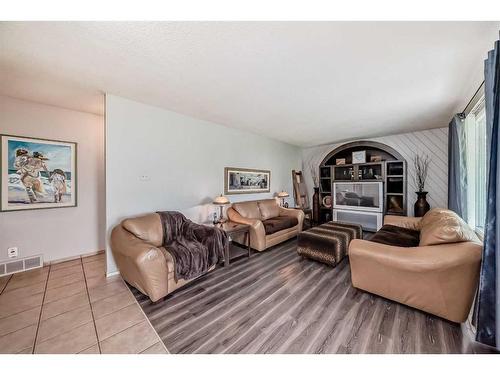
(131, 240), (498, 354)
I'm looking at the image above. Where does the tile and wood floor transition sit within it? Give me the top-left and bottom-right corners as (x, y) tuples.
(1, 242), (497, 354)
(132, 240), (498, 354)
(0, 253), (167, 354)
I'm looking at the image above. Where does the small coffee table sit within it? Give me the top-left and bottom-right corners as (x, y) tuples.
(216, 221), (251, 266)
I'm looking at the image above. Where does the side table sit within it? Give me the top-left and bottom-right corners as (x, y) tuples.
(292, 207), (314, 229)
(216, 221), (251, 266)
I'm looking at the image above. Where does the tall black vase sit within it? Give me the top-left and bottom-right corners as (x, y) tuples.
(312, 187), (320, 224)
(414, 191), (430, 217)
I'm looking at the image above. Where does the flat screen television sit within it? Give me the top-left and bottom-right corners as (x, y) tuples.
(333, 181), (383, 213)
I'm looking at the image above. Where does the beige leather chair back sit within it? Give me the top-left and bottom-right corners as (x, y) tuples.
(419, 208), (480, 246)
(257, 199), (280, 220)
(232, 198), (280, 220)
(122, 213), (163, 247)
(232, 201), (262, 219)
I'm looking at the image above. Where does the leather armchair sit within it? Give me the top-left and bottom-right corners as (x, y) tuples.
(110, 213), (214, 302)
(110, 222), (169, 302)
(349, 212), (482, 323)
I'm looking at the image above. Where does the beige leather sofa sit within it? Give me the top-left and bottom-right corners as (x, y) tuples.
(227, 198), (304, 251)
(110, 213), (214, 302)
(349, 208), (482, 323)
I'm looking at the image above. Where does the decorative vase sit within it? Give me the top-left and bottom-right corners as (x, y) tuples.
(414, 191), (430, 217)
(312, 187), (320, 224)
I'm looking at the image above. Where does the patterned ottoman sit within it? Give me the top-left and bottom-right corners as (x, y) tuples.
(297, 221), (362, 266)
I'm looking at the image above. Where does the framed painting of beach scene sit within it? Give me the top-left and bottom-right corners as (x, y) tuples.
(1, 135), (77, 212)
(224, 167), (271, 195)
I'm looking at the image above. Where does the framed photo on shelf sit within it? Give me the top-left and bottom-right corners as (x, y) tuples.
(224, 167), (270, 195)
(352, 150), (366, 164)
(1, 134), (77, 212)
(335, 158), (346, 165)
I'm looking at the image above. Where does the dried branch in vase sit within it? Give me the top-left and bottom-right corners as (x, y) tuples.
(308, 161), (319, 188)
(413, 154), (430, 192)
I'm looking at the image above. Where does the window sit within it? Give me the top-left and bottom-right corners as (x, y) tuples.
(465, 96), (487, 235)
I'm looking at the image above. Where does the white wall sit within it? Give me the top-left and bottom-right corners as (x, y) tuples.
(106, 95), (301, 274)
(301, 127), (449, 215)
(0, 96), (105, 263)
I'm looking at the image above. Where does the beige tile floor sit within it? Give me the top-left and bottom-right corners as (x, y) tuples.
(0, 253), (168, 354)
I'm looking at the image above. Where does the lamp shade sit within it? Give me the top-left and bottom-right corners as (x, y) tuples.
(277, 191), (289, 198)
(213, 194), (230, 205)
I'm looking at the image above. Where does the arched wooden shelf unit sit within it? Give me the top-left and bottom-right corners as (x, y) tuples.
(320, 141), (404, 166)
(317, 141), (407, 228)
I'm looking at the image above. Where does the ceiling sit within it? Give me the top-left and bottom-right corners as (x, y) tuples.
(1, 22), (498, 147)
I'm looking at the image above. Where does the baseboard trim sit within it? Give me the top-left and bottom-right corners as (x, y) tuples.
(44, 249), (105, 266)
(106, 270), (120, 278)
(81, 249), (105, 259)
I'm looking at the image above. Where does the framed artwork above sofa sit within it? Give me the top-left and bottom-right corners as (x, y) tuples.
(224, 167), (271, 195)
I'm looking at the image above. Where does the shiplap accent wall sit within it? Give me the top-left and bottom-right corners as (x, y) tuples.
(301, 127), (448, 216)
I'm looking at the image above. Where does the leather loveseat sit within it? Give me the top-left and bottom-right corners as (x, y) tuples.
(110, 213), (216, 302)
(227, 198), (304, 251)
(349, 208), (482, 323)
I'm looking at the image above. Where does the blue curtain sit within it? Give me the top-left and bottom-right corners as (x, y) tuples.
(448, 114), (468, 219)
(476, 40), (500, 349)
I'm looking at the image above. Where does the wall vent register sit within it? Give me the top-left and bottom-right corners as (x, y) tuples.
(0, 254), (43, 276)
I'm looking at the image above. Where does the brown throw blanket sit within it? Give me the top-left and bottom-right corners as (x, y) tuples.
(369, 224), (420, 247)
(157, 211), (228, 281)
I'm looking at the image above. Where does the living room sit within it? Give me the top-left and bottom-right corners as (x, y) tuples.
(1, 1), (500, 372)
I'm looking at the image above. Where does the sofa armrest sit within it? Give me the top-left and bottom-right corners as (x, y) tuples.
(279, 207), (304, 230)
(349, 239), (481, 271)
(110, 225), (169, 302)
(348, 239), (482, 323)
(227, 207), (266, 250)
(383, 215), (422, 230)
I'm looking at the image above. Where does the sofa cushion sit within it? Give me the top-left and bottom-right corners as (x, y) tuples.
(419, 208), (479, 246)
(262, 216), (299, 235)
(258, 199), (280, 220)
(369, 224), (420, 247)
(232, 201), (262, 219)
(122, 213), (163, 247)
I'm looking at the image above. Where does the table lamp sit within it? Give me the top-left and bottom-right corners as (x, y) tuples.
(277, 191), (289, 207)
(213, 194), (230, 223)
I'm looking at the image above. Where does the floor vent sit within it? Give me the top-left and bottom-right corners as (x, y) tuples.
(0, 254), (43, 277)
